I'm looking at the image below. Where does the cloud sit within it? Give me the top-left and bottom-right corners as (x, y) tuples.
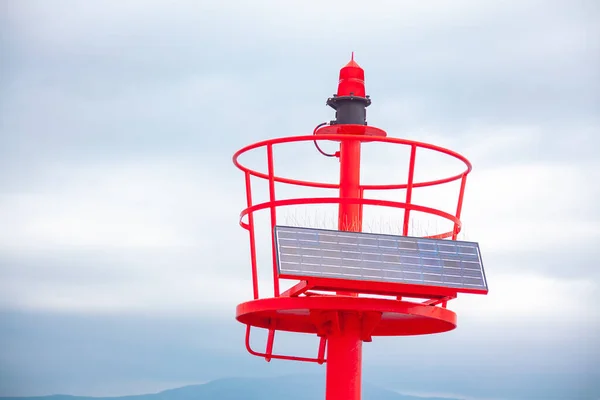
(0, 160), (237, 248)
(0, 159), (259, 315)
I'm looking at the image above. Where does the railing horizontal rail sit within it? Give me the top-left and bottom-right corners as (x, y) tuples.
(233, 134), (471, 191)
(239, 196), (461, 240)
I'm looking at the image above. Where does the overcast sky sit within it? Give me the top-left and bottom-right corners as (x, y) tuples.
(1, 1), (599, 399)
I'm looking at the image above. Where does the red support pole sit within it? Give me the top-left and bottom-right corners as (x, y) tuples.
(325, 312), (362, 400)
(338, 139), (362, 233)
(326, 137), (363, 400)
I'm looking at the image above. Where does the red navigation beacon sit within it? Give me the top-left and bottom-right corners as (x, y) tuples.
(337, 52), (366, 97)
(233, 55), (489, 400)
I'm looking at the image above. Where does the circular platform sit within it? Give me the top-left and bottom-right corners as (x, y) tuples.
(315, 124), (387, 137)
(236, 296), (457, 337)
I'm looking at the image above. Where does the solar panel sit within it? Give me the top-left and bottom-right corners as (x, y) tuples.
(274, 225), (487, 293)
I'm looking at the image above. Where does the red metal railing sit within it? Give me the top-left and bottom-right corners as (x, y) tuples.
(233, 133), (472, 362)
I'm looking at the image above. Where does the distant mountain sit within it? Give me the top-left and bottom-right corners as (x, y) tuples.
(1, 375), (461, 400)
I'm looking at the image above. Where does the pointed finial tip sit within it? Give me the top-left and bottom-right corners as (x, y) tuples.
(343, 52), (361, 69)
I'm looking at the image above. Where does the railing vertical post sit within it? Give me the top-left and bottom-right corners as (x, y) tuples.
(318, 336), (327, 364)
(403, 145), (417, 236)
(244, 171), (259, 300)
(359, 187), (365, 226)
(265, 321), (276, 362)
(453, 174), (468, 240)
(267, 144), (280, 297)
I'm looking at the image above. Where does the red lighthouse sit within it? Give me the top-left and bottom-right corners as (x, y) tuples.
(233, 55), (488, 400)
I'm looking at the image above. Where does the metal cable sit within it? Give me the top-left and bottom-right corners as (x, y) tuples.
(313, 122), (336, 157)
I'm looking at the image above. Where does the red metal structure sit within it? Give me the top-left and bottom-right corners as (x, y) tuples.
(233, 55), (487, 400)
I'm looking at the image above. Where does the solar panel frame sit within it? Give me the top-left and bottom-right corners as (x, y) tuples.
(273, 225), (488, 294)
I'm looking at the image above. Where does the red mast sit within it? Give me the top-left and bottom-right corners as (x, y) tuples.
(233, 55), (488, 400)
(337, 53), (366, 233)
(328, 54), (367, 400)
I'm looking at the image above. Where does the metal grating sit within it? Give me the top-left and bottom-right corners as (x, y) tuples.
(274, 225), (487, 292)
